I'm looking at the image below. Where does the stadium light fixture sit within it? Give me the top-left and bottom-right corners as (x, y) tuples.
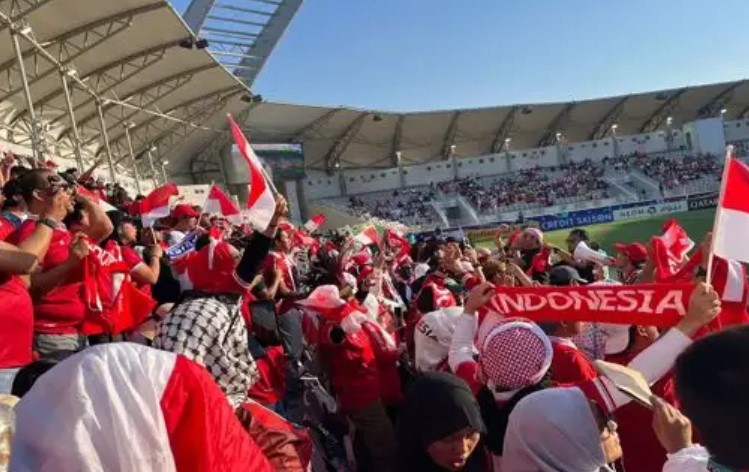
(163, 160), (170, 166)
(504, 138), (512, 144)
(194, 38), (210, 49)
(666, 116), (673, 126)
(721, 108), (728, 115)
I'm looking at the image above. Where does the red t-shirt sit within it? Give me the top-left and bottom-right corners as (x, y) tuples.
(606, 350), (676, 472)
(12, 220), (85, 335)
(0, 275), (33, 368)
(0, 216), (16, 241)
(549, 339), (599, 385)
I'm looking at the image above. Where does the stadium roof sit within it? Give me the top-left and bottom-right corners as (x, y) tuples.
(182, 0), (303, 87)
(0, 0), (252, 180)
(177, 78), (749, 181)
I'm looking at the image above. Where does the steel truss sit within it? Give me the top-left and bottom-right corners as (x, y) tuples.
(0, 4), (165, 104)
(441, 111), (461, 159)
(182, 0), (302, 86)
(65, 64), (216, 144)
(537, 103), (575, 147)
(698, 81), (746, 119)
(491, 107), (518, 154)
(640, 89), (687, 133)
(323, 113), (367, 171)
(186, 103), (257, 184)
(33, 41), (178, 128)
(589, 97), (628, 141)
(0, 6), (242, 183)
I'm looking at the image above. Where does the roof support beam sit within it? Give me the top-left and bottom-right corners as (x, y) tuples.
(324, 113), (368, 171)
(441, 111), (461, 159)
(391, 114), (405, 165)
(537, 102), (575, 147)
(291, 108), (341, 142)
(589, 96), (628, 141)
(737, 103), (749, 120)
(61, 64), (214, 142)
(0, 0), (58, 35)
(104, 86), (244, 160)
(491, 107), (518, 154)
(15, 41), (176, 126)
(640, 88), (687, 133)
(202, 26), (258, 38)
(182, 0), (217, 33)
(233, 0), (303, 86)
(206, 15), (267, 28)
(0, 4), (165, 103)
(214, 3), (274, 17)
(185, 104), (256, 183)
(698, 81), (746, 118)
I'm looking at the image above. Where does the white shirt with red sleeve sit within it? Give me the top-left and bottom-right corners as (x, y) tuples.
(579, 328), (693, 413)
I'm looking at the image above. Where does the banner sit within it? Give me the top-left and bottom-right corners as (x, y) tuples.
(530, 207), (614, 232)
(687, 193), (718, 211)
(485, 283), (695, 327)
(177, 184), (210, 207)
(613, 200), (688, 221)
(165, 230), (201, 261)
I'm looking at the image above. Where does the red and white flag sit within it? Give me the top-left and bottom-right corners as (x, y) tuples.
(76, 185), (118, 212)
(303, 213), (326, 233)
(713, 150), (749, 263)
(355, 225), (380, 246)
(139, 183), (179, 227)
(228, 114), (276, 231)
(202, 184), (242, 224)
(652, 219), (694, 279)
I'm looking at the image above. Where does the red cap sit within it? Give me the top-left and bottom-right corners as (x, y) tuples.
(171, 204), (200, 220)
(614, 242), (648, 263)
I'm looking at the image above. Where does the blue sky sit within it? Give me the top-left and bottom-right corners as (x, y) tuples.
(170, 0), (749, 112)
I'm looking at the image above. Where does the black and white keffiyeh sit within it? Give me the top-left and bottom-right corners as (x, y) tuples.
(154, 297), (258, 408)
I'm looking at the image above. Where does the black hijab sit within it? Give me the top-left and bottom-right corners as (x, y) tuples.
(396, 372), (487, 472)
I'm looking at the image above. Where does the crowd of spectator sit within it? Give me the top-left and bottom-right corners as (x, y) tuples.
(603, 152), (720, 189)
(438, 160), (610, 212)
(346, 188), (437, 225)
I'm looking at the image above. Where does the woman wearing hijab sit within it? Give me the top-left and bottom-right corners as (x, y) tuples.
(396, 372), (490, 472)
(502, 386), (620, 472)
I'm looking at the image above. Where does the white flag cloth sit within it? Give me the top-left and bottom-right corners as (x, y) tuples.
(228, 114), (276, 231)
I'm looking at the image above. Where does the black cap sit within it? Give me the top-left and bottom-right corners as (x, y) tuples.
(548, 265), (587, 286)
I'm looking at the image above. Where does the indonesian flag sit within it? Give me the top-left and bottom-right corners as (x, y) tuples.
(202, 184), (242, 224)
(228, 114), (276, 231)
(11, 344), (273, 472)
(652, 219), (694, 279)
(303, 213), (326, 233)
(76, 185), (118, 212)
(713, 152), (749, 263)
(355, 225), (380, 246)
(139, 183), (179, 227)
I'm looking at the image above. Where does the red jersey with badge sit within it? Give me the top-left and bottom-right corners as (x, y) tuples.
(12, 220), (85, 335)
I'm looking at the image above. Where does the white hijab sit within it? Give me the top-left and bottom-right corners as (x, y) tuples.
(502, 387), (614, 472)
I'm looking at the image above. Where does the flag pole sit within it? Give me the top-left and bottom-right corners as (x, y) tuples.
(705, 145), (734, 287)
(197, 181), (215, 229)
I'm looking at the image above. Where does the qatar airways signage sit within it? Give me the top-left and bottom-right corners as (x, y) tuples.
(485, 284), (694, 327)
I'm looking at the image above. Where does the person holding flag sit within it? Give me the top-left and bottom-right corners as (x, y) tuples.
(11, 169), (113, 358)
